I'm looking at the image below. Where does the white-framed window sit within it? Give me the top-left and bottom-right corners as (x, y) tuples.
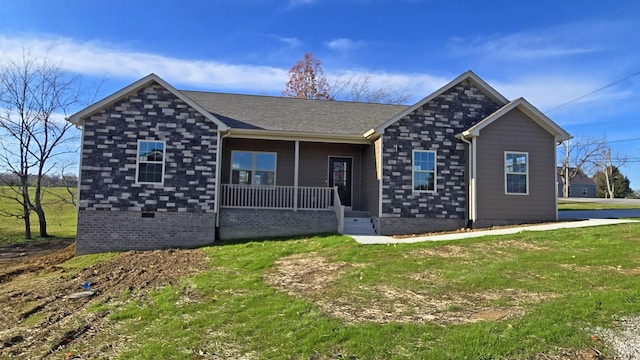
(231, 151), (276, 186)
(136, 140), (166, 184)
(413, 150), (436, 192)
(505, 151), (528, 195)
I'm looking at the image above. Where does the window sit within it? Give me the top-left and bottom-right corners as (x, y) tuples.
(505, 152), (528, 194)
(413, 150), (436, 192)
(582, 188), (588, 196)
(231, 151), (276, 185)
(137, 140), (165, 184)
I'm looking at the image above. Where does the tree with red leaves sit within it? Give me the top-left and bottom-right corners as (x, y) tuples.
(282, 52), (333, 100)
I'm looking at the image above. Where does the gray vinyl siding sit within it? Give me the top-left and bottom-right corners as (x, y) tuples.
(475, 108), (557, 222)
(298, 142), (363, 209)
(221, 138), (295, 186)
(360, 140), (380, 216)
(221, 139), (364, 209)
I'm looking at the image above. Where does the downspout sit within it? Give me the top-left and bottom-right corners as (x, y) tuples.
(459, 135), (476, 227)
(378, 135), (384, 219)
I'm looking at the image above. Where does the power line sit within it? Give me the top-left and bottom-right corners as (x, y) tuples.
(607, 137), (640, 144)
(544, 71), (640, 113)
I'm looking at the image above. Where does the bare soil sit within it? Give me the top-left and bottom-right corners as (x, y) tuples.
(0, 241), (208, 359)
(263, 252), (557, 326)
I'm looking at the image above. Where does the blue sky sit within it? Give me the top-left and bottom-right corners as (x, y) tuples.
(1, 0), (639, 189)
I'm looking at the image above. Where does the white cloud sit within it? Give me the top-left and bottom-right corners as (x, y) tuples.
(0, 35), (289, 92)
(0, 34), (628, 115)
(324, 38), (365, 52)
(327, 70), (450, 103)
(493, 75), (631, 114)
(289, 0), (316, 6)
(275, 36), (301, 48)
(449, 31), (598, 60)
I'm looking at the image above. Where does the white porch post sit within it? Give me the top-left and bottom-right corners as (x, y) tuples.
(294, 140), (299, 212)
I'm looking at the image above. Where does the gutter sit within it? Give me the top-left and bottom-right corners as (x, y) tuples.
(226, 128), (371, 144)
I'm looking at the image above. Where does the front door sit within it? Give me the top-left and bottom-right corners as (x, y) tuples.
(329, 157), (352, 207)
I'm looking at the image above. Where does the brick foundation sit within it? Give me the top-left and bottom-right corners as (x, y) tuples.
(377, 216), (467, 235)
(76, 210), (216, 255)
(219, 209), (337, 240)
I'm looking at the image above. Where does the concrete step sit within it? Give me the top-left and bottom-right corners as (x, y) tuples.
(343, 217), (376, 235)
(344, 210), (371, 218)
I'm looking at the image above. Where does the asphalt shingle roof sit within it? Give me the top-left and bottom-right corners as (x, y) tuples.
(557, 167), (596, 186)
(180, 90), (408, 135)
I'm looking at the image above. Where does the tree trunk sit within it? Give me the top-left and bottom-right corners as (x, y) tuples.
(23, 202), (31, 240)
(35, 206), (48, 238)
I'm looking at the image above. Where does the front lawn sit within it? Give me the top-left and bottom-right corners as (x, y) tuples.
(96, 223), (640, 359)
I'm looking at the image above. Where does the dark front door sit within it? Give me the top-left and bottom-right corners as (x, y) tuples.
(329, 157), (352, 207)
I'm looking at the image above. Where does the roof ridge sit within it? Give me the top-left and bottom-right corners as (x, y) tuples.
(179, 89), (410, 107)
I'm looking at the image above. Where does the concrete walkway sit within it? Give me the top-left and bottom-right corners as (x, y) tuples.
(349, 218), (639, 245)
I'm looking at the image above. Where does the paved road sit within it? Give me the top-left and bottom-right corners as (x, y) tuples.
(559, 209), (640, 220)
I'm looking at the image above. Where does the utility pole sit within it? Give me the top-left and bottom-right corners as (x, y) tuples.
(563, 140), (569, 198)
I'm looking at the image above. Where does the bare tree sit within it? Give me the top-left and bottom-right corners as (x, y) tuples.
(282, 52), (333, 100)
(330, 72), (412, 104)
(592, 147), (628, 198)
(558, 136), (608, 198)
(0, 52), (84, 239)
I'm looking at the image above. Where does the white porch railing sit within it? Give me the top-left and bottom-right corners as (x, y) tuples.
(220, 184), (335, 210)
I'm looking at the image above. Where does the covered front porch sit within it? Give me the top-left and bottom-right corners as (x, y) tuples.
(216, 136), (380, 239)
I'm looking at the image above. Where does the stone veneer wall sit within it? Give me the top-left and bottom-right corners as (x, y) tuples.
(380, 79), (501, 235)
(76, 83), (219, 254)
(219, 209), (337, 240)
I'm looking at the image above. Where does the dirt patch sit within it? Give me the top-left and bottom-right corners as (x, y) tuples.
(0, 238), (75, 262)
(317, 285), (556, 325)
(264, 253), (557, 325)
(560, 263), (640, 276)
(476, 239), (549, 252)
(262, 253), (365, 296)
(0, 245), (209, 359)
(0, 240), (76, 284)
(406, 245), (471, 258)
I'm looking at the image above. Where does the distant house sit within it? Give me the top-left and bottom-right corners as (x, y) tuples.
(557, 167), (596, 198)
(68, 71), (571, 255)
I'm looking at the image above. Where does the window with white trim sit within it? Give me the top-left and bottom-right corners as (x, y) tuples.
(137, 140), (166, 184)
(413, 150), (436, 192)
(505, 152), (528, 194)
(231, 151), (276, 185)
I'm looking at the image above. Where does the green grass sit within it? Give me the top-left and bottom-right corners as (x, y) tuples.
(99, 224), (640, 359)
(558, 199), (640, 211)
(0, 186), (77, 244)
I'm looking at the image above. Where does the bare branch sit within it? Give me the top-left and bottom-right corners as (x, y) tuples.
(0, 50), (88, 238)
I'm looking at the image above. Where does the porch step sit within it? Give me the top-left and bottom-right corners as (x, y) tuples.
(344, 210), (371, 218)
(343, 216), (377, 235)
